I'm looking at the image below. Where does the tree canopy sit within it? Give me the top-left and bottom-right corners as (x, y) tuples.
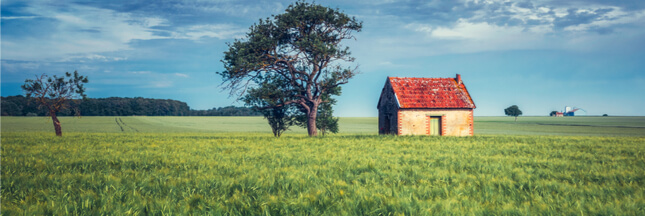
(504, 105), (523, 122)
(219, 1), (362, 136)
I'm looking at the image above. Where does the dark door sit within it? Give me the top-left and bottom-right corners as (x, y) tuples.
(384, 115), (391, 134)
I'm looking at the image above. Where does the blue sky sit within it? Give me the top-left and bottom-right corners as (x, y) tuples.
(2, 0), (644, 116)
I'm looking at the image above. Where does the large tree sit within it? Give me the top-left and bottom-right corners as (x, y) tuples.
(504, 105), (523, 122)
(219, 1), (362, 136)
(22, 71), (88, 136)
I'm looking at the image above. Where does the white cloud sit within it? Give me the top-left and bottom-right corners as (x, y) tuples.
(1, 4), (167, 61)
(1, 61), (43, 73)
(174, 73), (189, 78)
(59, 54), (128, 62)
(172, 24), (246, 40)
(563, 7), (645, 32)
(397, 1), (645, 55)
(1, 3), (243, 62)
(429, 19), (527, 40)
(1, 16), (39, 20)
(172, 1), (285, 18)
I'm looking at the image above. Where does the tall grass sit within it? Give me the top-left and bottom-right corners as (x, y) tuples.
(3, 132), (644, 215)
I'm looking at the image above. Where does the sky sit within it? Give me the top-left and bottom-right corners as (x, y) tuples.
(2, 0), (644, 117)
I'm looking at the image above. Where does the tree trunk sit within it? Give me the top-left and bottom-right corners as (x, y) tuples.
(306, 105), (318, 136)
(514, 116), (517, 122)
(51, 111), (62, 136)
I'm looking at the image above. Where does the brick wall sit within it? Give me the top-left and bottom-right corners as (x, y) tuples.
(397, 109), (473, 136)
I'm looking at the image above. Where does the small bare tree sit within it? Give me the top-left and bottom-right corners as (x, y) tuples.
(22, 71), (89, 136)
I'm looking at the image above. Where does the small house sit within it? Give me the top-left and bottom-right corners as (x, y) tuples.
(377, 74), (476, 136)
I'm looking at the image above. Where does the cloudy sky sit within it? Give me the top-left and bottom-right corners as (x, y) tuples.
(2, 0), (644, 116)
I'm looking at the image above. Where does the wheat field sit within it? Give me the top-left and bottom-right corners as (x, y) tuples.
(2, 116), (645, 215)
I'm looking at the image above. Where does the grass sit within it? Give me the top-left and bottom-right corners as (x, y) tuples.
(475, 116), (645, 136)
(0, 116), (377, 134)
(2, 116), (645, 215)
(2, 116), (645, 136)
(2, 132), (644, 215)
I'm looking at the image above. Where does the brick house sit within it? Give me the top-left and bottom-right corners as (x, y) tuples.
(377, 74), (476, 136)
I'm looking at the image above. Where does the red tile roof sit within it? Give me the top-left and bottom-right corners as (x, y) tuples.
(388, 76), (475, 109)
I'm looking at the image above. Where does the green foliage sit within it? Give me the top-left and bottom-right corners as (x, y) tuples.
(550, 111), (558, 116)
(1, 96), (261, 116)
(3, 132), (645, 215)
(219, 1), (362, 136)
(314, 97), (339, 136)
(242, 75), (298, 137)
(504, 105), (523, 121)
(294, 87), (341, 136)
(22, 71), (88, 100)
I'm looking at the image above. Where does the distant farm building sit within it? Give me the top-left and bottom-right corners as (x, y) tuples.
(551, 106), (586, 117)
(377, 74), (476, 136)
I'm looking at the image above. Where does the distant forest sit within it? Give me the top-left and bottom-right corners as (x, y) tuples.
(1, 95), (261, 116)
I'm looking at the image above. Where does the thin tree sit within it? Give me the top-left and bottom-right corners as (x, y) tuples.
(219, 1), (362, 136)
(504, 105), (523, 122)
(21, 71), (89, 136)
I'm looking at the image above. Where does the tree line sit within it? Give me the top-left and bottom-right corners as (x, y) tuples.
(1, 95), (261, 117)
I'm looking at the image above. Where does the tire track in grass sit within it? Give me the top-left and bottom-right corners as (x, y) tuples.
(115, 118), (125, 132)
(119, 117), (140, 132)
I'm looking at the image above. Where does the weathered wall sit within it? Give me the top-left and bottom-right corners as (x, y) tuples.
(398, 109), (473, 136)
(377, 80), (399, 134)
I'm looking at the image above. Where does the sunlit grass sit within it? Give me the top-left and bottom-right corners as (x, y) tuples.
(3, 132), (644, 215)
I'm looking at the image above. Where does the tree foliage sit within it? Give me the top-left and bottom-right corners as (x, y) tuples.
(219, 1), (362, 136)
(504, 105), (523, 122)
(242, 75), (297, 137)
(294, 86), (340, 136)
(1, 96), (260, 117)
(21, 71), (88, 136)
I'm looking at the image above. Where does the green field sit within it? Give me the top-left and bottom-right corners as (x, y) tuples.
(3, 116), (645, 136)
(2, 116), (645, 215)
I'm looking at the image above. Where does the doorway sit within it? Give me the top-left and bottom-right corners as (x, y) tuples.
(428, 116), (441, 136)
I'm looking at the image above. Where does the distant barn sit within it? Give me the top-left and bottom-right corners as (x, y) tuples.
(377, 74), (476, 136)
